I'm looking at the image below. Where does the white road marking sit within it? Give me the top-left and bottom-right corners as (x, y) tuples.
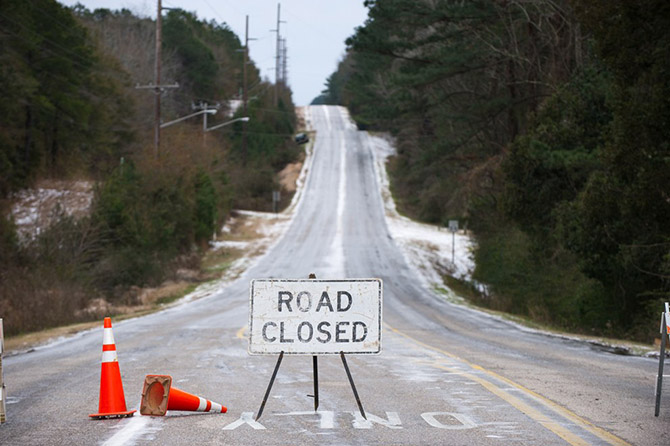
(328, 136), (347, 276)
(350, 411), (402, 429)
(102, 415), (161, 446)
(222, 412), (267, 430)
(421, 412), (477, 430)
(276, 411), (335, 429)
(323, 106), (331, 133)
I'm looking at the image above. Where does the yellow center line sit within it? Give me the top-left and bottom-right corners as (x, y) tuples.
(385, 323), (629, 446)
(236, 325), (247, 340)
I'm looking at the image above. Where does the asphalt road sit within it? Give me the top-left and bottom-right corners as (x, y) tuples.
(2, 105), (670, 445)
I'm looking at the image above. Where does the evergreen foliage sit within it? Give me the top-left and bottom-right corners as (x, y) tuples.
(322, 0), (670, 340)
(0, 0), (133, 195)
(0, 1), (300, 336)
(342, 0), (582, 222)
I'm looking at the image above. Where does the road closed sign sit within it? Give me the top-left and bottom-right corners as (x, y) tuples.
(249, 279), (382, 355)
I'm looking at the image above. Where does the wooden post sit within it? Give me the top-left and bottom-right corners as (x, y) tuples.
(154, 0), (162, 157)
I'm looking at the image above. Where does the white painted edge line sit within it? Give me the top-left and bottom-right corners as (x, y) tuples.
(102, 413), (153, 446)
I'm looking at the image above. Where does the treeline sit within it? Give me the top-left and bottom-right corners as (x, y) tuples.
(0, 1), (299, 335)
(317, 0), (670, 341)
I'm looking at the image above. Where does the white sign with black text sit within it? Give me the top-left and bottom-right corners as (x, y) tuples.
(249, 279), (382, 355)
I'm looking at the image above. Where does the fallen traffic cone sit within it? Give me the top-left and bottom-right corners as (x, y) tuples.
(140, 375), (227, 416)
(89, 317), (136, 419)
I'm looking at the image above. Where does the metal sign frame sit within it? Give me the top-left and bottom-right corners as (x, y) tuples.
(252, 275), (377, 421)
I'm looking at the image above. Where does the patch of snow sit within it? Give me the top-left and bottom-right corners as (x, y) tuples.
(338, 107), (359, 131)
(236, 209), (283, 220)
(209, 240), (250, 250)
(367, 133), (476, 290)
(9, 180), (94, 241)
(227, 99), (243, 117)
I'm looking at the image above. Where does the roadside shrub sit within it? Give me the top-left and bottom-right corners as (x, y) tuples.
(0, 214), (98, 336)
(194, 169), (218, 245)
(473, 224), (608, 332)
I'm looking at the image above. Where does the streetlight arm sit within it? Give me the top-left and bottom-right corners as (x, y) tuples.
(205, 116), (250, 132)
(160, 109), (217, 129)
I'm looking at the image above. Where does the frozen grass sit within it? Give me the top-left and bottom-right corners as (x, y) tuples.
(366, 132), (476, 290)
(10, 180), (93, 240)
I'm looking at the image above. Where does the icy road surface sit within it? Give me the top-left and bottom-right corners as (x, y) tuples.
(2, 106), (669, 445)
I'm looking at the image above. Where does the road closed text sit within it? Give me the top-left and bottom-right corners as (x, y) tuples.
(249, 279), (382, 354)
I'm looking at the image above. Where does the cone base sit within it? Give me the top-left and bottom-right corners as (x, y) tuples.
(89, 410), (136, 419)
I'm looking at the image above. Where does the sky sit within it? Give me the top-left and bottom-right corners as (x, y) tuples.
(58, 0), (369, 105)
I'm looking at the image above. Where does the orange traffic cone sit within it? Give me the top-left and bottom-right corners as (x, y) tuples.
(140, 375), (227, 416)
(89, 317), (136, 419)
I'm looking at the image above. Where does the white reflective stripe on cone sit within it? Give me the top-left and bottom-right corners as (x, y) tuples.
(197, 397), (207, 412)
(103, 328), (115, 345)
(102, 350), (118, 363)
(209, 402), (223, 413)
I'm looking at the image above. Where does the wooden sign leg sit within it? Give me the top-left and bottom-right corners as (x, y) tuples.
(256, 351), (284, 421)
(341, 352), (366, 420)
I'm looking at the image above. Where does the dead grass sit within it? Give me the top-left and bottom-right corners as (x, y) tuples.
(3, 210), (287, 354)
(2, 129), (306, 354)
(201, 248), (241, 277)
(278, 162), (302, 193)
(4, 321), (102, 354)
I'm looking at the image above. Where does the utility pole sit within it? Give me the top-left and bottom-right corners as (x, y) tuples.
(202, 102), (209, 147)
(275, 3), (280, 106)
(135, 0), (178, 158)
(154, 0), (161, 156)
(243, 15), (255, 165)
(154, 0), (164, 157)
(272, 3), (285, 107)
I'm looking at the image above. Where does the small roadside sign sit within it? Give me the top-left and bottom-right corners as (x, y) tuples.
(272, 191), (281, 213)
(448, 220), (459, 233)
(249, 279), (382, 355)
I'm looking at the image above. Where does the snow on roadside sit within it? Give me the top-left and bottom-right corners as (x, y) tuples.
(135, 107), (316, 310)
(10, 180), (94, 241)
(366, 132), (476, 290)
(209, 240), (250, 250)
(363, 130), (653, 356)
(203, 107), (315, 289)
